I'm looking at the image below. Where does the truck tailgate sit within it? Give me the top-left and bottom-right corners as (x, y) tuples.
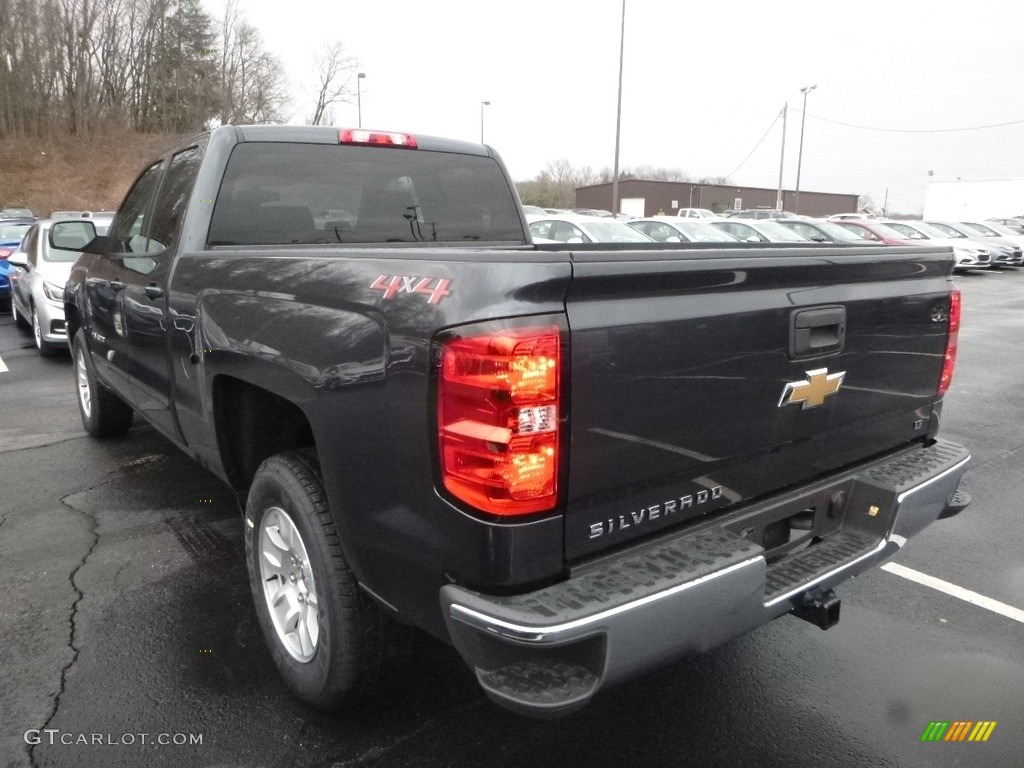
(564, 246), (955, 560)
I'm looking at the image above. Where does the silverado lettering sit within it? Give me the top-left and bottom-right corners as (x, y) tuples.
(588, 486), (726, 539)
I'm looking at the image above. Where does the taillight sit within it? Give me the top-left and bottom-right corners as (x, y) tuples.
(937, 289), (961, 396)
(0, 248), (13, 260)
(338, 129), (418, 148)
(438, 325), (561, 516)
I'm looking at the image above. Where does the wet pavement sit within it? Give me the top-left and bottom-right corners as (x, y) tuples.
(1, 269), (1022, 768)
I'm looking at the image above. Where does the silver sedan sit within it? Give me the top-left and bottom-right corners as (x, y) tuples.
(529, 215), (653, 244)
(9, 219), (105, 355)
(627, 217), (739, 243)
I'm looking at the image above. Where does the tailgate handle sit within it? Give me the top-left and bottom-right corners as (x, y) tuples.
(791, 306), (846, 358)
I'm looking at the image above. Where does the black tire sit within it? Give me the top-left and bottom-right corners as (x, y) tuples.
(245, 448), (409, 708)
(11, 296), (29, 330)
(72, 329), (134, 438)
(32, 304), (62, 356)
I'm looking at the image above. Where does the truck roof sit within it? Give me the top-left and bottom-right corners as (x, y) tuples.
(208, 124), (492, 157)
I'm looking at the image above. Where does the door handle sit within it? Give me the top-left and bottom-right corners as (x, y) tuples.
(790, 306), (846, 358)
(144, 284), (164, 300)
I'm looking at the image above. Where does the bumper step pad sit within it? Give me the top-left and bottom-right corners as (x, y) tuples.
(765, 530), (877, 603)
(477, 661), (598, 711)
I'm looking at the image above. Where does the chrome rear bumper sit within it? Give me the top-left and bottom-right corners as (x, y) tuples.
(441, 439), (970, 717)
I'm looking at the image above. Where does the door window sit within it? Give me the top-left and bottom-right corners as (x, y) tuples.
(550, 221), (587, 242)
(147, 146), (203, 254)
(112, 161), (164, 254)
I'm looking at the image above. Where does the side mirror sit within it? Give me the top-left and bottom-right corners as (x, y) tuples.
(567, 237), (585, 244)
(7, 251), (27, 268)
(49, 220), (97, 251)
(665, 236), (682, 243)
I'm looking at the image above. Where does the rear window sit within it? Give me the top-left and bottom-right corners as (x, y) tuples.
(208, 143), (526, 246)
(0, 223), (31, 242)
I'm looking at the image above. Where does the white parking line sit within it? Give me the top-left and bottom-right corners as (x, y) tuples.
(882, 562), (1024, 624)
(0, 355), (7, 373)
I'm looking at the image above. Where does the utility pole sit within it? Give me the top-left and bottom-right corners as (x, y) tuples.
(480, 100), (490, 143)
(794, 84), (817, 214)
(776, 103), (788, 211)
(357, 72), (365, 127)
(611, 0), (626, 217)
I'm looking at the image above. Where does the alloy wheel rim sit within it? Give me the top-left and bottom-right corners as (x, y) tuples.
(258, 506), (320, 662)
(76, 348), (92, 417)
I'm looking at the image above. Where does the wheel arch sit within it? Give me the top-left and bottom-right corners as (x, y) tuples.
(212, 374), (318, 497)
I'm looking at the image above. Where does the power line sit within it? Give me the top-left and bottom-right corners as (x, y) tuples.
(724, 111), (781, 181)
(804, 111), (1024, 134)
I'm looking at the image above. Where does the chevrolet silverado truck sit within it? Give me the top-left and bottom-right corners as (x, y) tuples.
(59, 125), (971, 717)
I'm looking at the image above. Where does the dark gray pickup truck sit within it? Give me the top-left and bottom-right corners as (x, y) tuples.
(58, 125), (970, 717)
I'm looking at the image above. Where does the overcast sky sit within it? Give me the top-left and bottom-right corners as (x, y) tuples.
(201, 0), (1024, 214)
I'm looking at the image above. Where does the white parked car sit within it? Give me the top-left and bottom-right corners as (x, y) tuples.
(674, 208), (718, 220)
(925, 221), (1023, 267)
(521, 205), (549, 222)
(528, 215), (653, 244)
(708, 218), (812, 244)
(9, 219), (108, 355)
(828, 212), (877, 221)
(880, 221), (992, 270)
(627, 217), (739, 243)
(961, 220), (1024, 252)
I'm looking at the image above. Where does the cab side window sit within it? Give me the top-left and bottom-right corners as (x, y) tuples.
(112, 161), (164, 254)
(147, 146), (202, 254)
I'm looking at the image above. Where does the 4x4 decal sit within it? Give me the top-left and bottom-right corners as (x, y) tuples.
(370, 275), (452, 305)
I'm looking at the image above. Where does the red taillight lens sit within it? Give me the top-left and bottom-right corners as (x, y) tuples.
(439, 325), (561, 516)
(338, 129), (418, 148)
(0, 248), (13, 260)
(938, 289), (961, 396)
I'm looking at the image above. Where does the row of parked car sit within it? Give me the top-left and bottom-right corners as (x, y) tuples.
(524, 209), (1024, 273)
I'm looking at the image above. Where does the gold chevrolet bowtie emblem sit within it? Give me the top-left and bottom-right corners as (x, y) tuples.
(778, 368), (846, 409)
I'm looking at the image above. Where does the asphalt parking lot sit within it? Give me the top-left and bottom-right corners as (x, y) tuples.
(1, 269), (1022, 768)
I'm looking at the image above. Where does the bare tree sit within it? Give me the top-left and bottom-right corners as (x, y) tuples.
(857, 193), (878, 214)
(0, 0), (293, 137)
(217, 11), (288, 124)
(309, 42), (357, 126)
(55, 0), (103, 133)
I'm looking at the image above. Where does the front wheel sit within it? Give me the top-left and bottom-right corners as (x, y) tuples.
(32, 305), (61, 356)
(72, 330), (134, 437)
(245, 449), (409, 708)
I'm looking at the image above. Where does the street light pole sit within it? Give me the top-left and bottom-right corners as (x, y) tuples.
(776, 103), (787, 211)
(480, 100), (491, 144)
(794, 84), (816, 214)
(611, 0), (626, 217)
(357, 72), (366, 127)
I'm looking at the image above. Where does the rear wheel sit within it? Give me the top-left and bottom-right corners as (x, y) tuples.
(245, 448), (409, 708)
(32, 304), (61, 356)
(72, 329), (134, 437)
